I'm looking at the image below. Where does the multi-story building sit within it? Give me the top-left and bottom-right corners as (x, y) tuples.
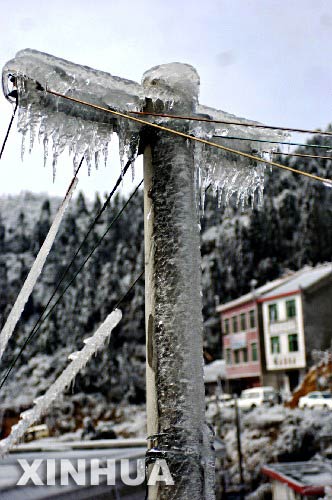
(217, 264), (332, 395)
(216, 276), (290, 393)
(259, 264), (332, 394)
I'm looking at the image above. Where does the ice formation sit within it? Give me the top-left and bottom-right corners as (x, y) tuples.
(2, 49), (142, 180)
(0, 177), (78, 361)
(2, 49), (287, 207)
(0, 309), (122, 455)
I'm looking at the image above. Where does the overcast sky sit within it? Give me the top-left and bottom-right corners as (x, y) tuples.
(0, 0), (331, 199)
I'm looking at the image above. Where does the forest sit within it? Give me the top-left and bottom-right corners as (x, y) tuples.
(0, 129), (331, 421)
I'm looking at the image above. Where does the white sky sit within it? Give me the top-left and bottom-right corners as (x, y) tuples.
(0, 0), (332, 200)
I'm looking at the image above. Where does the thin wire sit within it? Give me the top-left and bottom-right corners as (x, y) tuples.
(0, 179), (143, 390)
(128, 110), (332, 138)
(267, 151), (332, 161)
(45, 89), (332, 187)
(213, 135), (332, 151)
(114, 269), (144, 310)
(0, 100), (18, 160)
(12, 157), (133, 360)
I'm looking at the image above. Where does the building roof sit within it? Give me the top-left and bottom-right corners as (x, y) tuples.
(262, 461), (332, 496)
(216, 275), (292, 313)
(216, 263), (332, 313)
(261, 264), (332, 300)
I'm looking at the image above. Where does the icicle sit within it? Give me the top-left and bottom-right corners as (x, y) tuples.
(0, 310), (122, 456)
(3, 49), (289, 208)
(0, 177), (78, 361)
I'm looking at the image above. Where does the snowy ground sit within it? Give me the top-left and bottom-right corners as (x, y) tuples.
(207, 402), (332, 494)
(3, 395), (332, 496)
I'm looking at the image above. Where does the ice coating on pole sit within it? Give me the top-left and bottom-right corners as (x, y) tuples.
(142, 64), (287, 210)
(142, 62), (200, 112)
(0, 177), (78, 361)
(2, 49), (288, 207)
(0, 309), (122, 455)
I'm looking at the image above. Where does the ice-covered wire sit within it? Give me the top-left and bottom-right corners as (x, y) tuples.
(0, 97), (18, 160)
(213, 135), (332, 151)
(0, 309), (122, 455)
(0, 178), (143, 390)
(0, 175), (78, 361)
(18, 157), (134, 344)
(45, 89), (332, 187)
(267, 151), (332, 160)
(128, 109), (332, 138)
(0, 158), (131, 372)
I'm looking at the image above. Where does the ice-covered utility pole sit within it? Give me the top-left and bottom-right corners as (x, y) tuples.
(142, 64), (211, 500)
(2, 49), (284, 499)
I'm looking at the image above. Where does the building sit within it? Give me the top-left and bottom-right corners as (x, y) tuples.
(262, 461), (332, 499)
(260, 264), (332, 393)
(217, 264), (332, 394)
(216, 276), (291, 393)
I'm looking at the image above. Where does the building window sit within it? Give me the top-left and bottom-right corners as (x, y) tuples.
(271, 336), (280, 354)
(242, 348), (248, 363)
(226, 349), (232, 364)
(251, 342), (258, 361)
(234, 350), (240, 364)
(224, 319), (230, 335)
(288, 333), (299, 352)
(232, 316), (238, 333)
(286, 299), (296, 318)
(268, 303), (278, 322)
(240, 313), (246, 331)
(249, 309), (256, 328)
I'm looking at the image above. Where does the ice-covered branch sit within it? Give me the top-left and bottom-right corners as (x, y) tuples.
(0, 309), (122, 455)
(0, 178), (78, 361)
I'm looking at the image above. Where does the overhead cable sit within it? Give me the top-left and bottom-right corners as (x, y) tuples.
(128, 110), (332, 138)
(0, 178), (143, 390)
(0, 99), (18, 160)
(45, 89), (332, 187)
(213, 135), (332, 151)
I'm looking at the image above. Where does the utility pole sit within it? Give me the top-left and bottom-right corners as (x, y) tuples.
(3, 49), (282, 500)
(142, 63), (211, 499)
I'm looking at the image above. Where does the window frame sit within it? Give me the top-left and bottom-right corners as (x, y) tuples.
(286, 299), (296, 319)
(249, 309), (256, 329)
(232, 316), (238, 333)
(271, 336), (280, 354)
(268, 303), (278, 322)
(251, 342), (258, 362)
(240, 313), (246, 331)
(234, 350), (240, 364)
(288, 333), (299, 352)
(224, 318), (230, 335)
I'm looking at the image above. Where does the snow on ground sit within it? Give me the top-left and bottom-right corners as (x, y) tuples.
(207, 403), (332, 491)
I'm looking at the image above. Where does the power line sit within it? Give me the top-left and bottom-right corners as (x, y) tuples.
(8, 157), (133, 366)
(0, 178), (143, 390)
(127, 110), (332, 138)
(0, 98), (18, 161)
(114, 269), (144, 310)
(45, 89), (332, 187)
(267, 151), (332, 161)
(213, 135), (332, 151)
